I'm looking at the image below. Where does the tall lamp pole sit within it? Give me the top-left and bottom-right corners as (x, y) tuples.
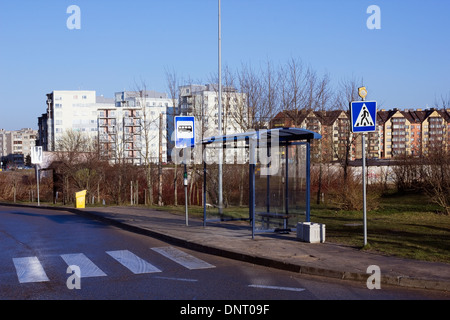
(218, 0), (223, 215)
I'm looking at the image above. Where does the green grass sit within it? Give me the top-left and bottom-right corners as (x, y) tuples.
(312, 192), (450, 263)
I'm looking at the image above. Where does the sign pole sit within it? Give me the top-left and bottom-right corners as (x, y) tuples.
(184, 150), (189, 227)
(362, 133), (367, 246)
(36, 164), (40, 206)
(361, 89), (367, 246)
(174, 116), (195, 227)
(31, 146), (43, 207)
(351, 87), (375, 247)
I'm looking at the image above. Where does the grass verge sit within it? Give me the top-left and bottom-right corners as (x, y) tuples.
(312, 192), (450, 263)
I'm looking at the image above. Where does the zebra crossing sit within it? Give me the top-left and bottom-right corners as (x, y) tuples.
(10, 246), (215, 284)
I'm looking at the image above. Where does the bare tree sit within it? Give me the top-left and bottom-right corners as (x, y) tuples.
(334, 77), (362, 182)
(435, 92), (450, 109)
(237, 62), (262, 129)
(54, 130), (103, 204)
(259, 60), (281, 128)
(165, 68), (180, 206)
(419, 147), (450, 215)
(133, 81), (159, 206)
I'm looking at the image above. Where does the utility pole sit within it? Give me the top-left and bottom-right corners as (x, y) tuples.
(218, 0), (223, 215)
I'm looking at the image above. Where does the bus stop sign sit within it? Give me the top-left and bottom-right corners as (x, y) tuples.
(175, 116), (195, 148)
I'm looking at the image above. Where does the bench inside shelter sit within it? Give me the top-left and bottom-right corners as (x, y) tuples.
(256, 212), (292, 233)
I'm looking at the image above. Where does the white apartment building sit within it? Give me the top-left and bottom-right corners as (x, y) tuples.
(178, 84), (248, 141)
(98, 90), (172, 164)
(0, 128), (38, 168)
(39, 90), (173, 165)
(38, 90), (100, 151)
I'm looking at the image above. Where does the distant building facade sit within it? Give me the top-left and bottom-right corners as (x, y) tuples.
(38, 90), (99, 152)
(178, 84), (248, 141)
(270, 107), (450, 161)
(0, 128), (38, 168)
(98, 90), (173, 164)
(38, 90), (174, 165)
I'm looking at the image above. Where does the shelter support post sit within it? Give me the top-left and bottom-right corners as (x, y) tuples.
(306, 141), (311, 222)
(203, 158), (207, 227)
(249, 137), (256, 239)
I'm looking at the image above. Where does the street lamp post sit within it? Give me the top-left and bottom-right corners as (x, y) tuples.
(218, 0), (223, 215)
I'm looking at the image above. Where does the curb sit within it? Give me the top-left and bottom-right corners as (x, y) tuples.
(2, 203), (449, 292)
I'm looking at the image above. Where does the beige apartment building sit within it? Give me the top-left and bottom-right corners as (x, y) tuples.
(379, 108), (450, 158)
(271, 107), (450, 161)
(0, 128), (38, 168)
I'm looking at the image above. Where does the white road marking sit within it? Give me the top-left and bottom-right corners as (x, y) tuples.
(106, 250), (161, 274)
(154, 276), (198, 282)
(60, 253), (107, 278)
(151, 246), (215, 270)
(13, 256), (49, 283)
(248, 284), (306, 292)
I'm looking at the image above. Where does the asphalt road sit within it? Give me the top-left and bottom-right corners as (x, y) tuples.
(0, 205), (448, 305)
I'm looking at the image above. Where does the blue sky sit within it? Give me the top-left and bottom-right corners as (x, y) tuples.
(0, 0), (449, 130)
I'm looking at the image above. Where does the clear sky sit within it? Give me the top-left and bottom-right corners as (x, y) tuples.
(1, 0), (449, 131)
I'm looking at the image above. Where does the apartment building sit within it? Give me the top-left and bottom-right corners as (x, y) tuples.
(38, 90), (173, 165)
(0, 128), (38, 168)
(98, 90), (173, 164)
(271, 110), (357, 161)
(38, 90), (99, 151)
(178, 84), (248, 140)
(380, 108), (450, 158)
(271, 107), (450, 161)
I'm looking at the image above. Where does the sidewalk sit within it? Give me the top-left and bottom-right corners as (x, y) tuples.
(74, 205), (450, 292)
(2, 203), (450, 292)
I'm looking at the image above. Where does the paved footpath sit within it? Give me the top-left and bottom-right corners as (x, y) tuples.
(2, 203), (450, 292)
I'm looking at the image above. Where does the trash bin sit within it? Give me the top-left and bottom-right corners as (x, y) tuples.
(75, 190), (87, 209)
(297, 222), (326, 243)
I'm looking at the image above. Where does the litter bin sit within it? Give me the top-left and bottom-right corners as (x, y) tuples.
(75, 190), (87, 209)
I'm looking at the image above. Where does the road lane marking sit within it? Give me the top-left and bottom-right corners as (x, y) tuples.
(151, 246), (215, 270)
(248, 284), (306, 292)
(13, 256), (49, 283)
(106, 250), (161, 274)
(60, 253), (107, 278)
(154, 276), (198, 282)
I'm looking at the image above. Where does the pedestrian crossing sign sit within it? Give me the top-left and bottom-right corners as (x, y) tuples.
(350, 101), (377, 133)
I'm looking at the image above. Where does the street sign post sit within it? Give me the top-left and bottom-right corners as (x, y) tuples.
(174, 116), (195, 226)
(351, 93), (377, 247)
(31, 146), (43, 206)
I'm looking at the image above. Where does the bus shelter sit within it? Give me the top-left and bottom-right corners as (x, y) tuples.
(200, 127), (321, 239)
